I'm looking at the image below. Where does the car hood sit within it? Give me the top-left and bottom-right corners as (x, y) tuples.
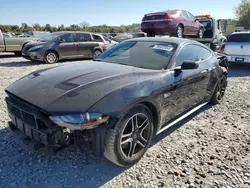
(6, 61), (159, 114)
(25, 40), (50, 47)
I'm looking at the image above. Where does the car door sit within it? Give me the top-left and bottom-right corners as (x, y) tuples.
(181, 11), (193, 35)
(75, 33), (98, 58)
(187, 12), (199, 34)
(56, 33), (77, 58)
(170, 44), (212, 117)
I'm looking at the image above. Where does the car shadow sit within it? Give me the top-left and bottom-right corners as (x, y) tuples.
(0, 53), (17, 58)
(228, 64), (250, 78)
(0, 104), (212, 188)
(0, 60), (41, 67)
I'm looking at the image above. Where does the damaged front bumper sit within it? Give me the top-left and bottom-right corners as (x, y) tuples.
(5, 93), (110, 154)
(5, 93), (70, 149)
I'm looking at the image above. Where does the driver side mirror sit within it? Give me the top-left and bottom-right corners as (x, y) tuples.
(181, 60), (199, 70)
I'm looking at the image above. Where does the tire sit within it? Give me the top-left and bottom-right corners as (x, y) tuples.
(198, 28), (204, 38)
(44, 51), (58, 64)
(147, 32), (155, 37)
(210, 75), (227, 105)
(93, 50), (102, 58)
(175, 25), (184, 38)
(104, 104), (154, 167)
(14, 51), (22, 56)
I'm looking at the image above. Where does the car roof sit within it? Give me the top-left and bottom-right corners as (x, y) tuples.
(126, 36), (204, 46)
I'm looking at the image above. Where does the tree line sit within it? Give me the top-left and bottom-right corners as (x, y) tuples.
(2, 0), (250, 35)
(0, 22), (141, 34)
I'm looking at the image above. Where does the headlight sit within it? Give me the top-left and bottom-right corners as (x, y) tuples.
(29, 45), (44, 51)
(49, 112), (109, 130)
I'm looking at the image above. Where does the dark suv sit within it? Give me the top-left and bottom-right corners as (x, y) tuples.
(22, 31), (109, 64)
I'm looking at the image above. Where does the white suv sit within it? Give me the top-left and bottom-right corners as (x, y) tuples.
(219, 32), (250, 63)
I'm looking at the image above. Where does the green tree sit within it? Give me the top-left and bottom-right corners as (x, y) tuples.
(58, 24), (65, 31)
(45, 24), (52, 32)
(21, 23), (30, 32)
(235, 0), (250, 28)
(32, 23), (42, 31)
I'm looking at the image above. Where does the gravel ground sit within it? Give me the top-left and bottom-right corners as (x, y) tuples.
(0, 53), (249, 188)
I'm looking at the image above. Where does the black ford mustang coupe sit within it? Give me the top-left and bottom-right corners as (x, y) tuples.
(5, 37), (228, 167)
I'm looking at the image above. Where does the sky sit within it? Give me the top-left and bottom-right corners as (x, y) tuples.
(0, 0), (239, 27)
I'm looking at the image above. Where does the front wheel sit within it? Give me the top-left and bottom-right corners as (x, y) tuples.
(104, 104), (154, 167)
(210, 75), (227, 104)
(44, 51), (58, 64)
(175, 25), (184, 38)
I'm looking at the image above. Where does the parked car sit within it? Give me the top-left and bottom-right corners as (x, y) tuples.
(6, 37), (228, 167)
(101, 33), (113, 39)
(219, 31), (250, 64)
(112, 32), (146, 43)
(22, 31), (109, 63)
(3, 33), (13, 38)
(141, 9), (204, 38)
(112, 33), (133, 42)
(92, 33), (118, 49)
(132, 32), (146, 38)
(0, 30), (38, 55)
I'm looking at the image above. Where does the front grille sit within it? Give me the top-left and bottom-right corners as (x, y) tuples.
(5, 92), (51, 130)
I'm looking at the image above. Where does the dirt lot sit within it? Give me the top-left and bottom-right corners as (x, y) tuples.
(0, 53), (249, 188)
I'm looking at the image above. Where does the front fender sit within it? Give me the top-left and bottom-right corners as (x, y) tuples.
(87, 80), (161, 117)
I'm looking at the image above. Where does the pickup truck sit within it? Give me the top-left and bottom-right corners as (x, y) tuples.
(188, 14), (227, 51)
(0, 30), (38, 55)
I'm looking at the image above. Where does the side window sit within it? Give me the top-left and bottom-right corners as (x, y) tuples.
(187, 12), (195, 20)
(179, 11), (184, 17)
(182, 11), (190, 19)
(93, 35), (104, 42)
(61, 34), (75, 42)
(175, 45), (211, 67)
(75, 33), (91, 42)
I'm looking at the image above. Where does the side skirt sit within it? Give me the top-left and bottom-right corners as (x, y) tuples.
(156, 102), (208, 135)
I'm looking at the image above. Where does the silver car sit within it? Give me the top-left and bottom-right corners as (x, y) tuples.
(219, 32), (250, 63)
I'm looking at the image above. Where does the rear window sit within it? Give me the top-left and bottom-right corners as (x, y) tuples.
(166, 10), (177, 15)
(228, 34), (250, 42)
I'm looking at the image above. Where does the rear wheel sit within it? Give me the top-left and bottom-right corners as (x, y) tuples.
(197, 28), (204, 38)
(44, 51), (58, 64)
(93, 50), (102, 58)
(147, 32), (155, 37)
(104, 104), (154, 167)
(175, 25), (184, 38)
(210, 75), (227, 104)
